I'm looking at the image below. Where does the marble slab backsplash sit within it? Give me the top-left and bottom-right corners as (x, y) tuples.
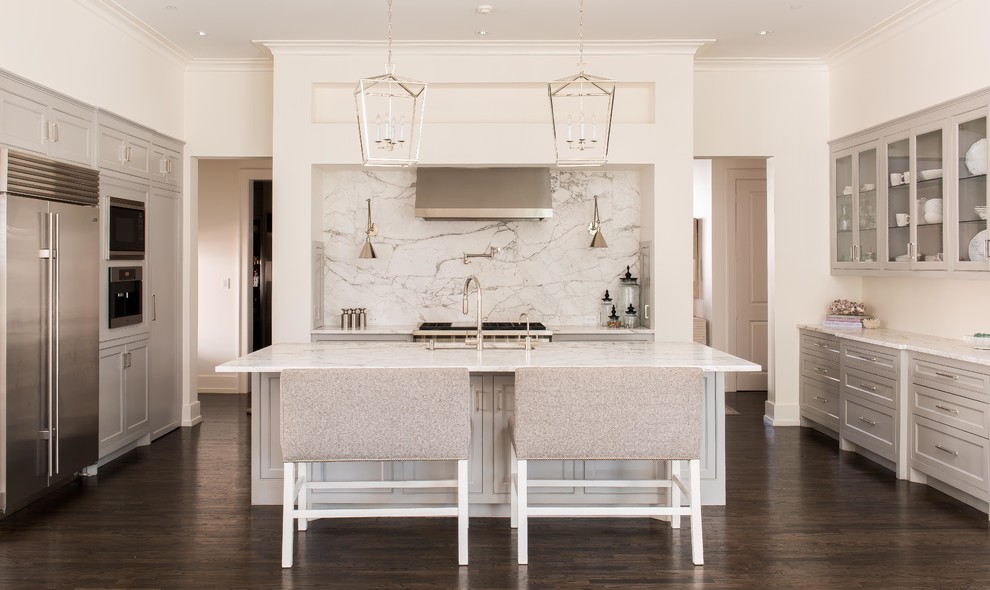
(322, 169), (641, 326)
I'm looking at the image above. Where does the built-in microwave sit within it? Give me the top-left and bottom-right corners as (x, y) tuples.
(107, 197), (145, 260)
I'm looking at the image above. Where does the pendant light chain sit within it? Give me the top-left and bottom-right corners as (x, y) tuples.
(385, 0), (393, 70)
(577, 0), (585, 71)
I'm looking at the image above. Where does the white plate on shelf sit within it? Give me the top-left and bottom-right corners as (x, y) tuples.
(966, 138), (988, 176)
(969, 229), (988, 262)
(918, 168), (943, 180)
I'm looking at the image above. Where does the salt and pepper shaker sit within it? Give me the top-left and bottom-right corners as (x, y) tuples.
(358, 308), (367, 330)
(341, 307), (369, 329)
(340, 308), (349, 329)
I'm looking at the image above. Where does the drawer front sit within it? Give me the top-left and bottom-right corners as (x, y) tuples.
(911, 416), (989, 501)
(841, 341), (898, 378)
(801, 354), (839, 385)
(841, 394), (896, 461)
(801, 375), (839, 419)
(800, 331), (840, 362)
(912, 383), (989, 438)
(842, 365), (897, 409)
(911, 355), (990, 401)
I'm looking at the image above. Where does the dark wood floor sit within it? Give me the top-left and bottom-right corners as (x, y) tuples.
(2, 392), (990, 589)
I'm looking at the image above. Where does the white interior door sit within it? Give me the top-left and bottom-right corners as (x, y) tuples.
(734, 179), (769, 391)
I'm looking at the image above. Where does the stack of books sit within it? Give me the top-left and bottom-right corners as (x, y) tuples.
(823, 314), (865, 329)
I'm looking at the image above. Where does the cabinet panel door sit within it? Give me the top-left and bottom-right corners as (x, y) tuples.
(123, 341), (150, 436)
(48, 99), (94, 166)
(148, 190), (181, 439)
(952, 110), (988, 271)
(98, 347), (125, 454)
(123, 135), (151, 177)
(97, 126), (127, 172)
(0, 88), (48, 156)
(151, 144), (182, 188)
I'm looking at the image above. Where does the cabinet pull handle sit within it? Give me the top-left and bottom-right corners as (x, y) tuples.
(126, 145), (132, 162)
(496, 387), (503, 412)
(850, 354), (879, 363)
(934, 444), (958, 457)
(40, 118), (49, 141)
(474, 389), (481, 413)
(934, 371), (959, 380)
(813, 395), (828, 403)
(644, 304), (649, 320)
(857, 416), (877, 426)
(50, 122), (58, 143)
(119, 144), (126, 163)
(160, 158), (166, 175)
(814, 367), (829, 374)
(934, 404), (959, 415)
(859, 383), (878, 391)
(153, 294), (157, 321)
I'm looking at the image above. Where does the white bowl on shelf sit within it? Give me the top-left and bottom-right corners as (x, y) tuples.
(963, 334), (990, 349)
(976, 206), (987, 220)
(918, 168), (943, 181)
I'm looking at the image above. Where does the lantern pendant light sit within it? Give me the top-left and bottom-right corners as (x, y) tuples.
(355, 0), (427, 167)
(549, 0), (615, 167)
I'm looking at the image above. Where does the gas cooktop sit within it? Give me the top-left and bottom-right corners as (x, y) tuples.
(417, 321), (549, 331)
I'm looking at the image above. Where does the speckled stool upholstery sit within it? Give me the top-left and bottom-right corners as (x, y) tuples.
(279, 367), (471, 568)
(510, 366), (705, 565)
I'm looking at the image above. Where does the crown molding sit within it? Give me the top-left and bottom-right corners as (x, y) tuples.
(186, 59), (274, 73)
(694, 58), (828, 72)
(76, 0), (192, 68)
(825, 0), (963, 66)
(259, 39), (714, 57)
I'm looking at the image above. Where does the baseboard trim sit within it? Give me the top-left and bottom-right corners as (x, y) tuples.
(182, 400), (202, 427)
(764, 400), (801, 426)
(198, 373), (243, 394)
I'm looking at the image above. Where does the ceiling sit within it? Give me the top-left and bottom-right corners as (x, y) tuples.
(111, 0), (925, 61)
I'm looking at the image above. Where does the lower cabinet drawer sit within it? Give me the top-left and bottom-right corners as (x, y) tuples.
(841, 393), (896, 461)
(912, 383), (989, 439)
(911, 415), (990, 501)
(801, 355), (839, 385)
(842, 365), (896, 409)
(801, 376), (839, 431)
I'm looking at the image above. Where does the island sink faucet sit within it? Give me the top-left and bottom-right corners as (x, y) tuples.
(463, 275), (483, 351)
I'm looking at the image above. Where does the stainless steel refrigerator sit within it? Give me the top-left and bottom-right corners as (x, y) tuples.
(0, 149), (100, 517)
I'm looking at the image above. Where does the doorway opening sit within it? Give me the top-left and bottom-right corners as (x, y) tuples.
(250, 180), (273, 352)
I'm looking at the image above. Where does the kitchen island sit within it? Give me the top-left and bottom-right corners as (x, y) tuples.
(217, 341), (759, 512)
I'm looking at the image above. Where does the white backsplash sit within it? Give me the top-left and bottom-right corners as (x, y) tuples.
(322, 169), (641, 326)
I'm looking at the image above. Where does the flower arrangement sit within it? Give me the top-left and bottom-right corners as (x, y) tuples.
(828, 299), (866, 316)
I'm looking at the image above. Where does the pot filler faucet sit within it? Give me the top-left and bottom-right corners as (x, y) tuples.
(463, 275), (483, 351)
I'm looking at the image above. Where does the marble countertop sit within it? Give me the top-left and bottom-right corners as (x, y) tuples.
(216, 341), (758, 373)
(310, 324), (655, 336)
(799, 325), (990, 367)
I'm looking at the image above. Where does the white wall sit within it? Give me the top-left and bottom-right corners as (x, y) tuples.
(830, 0), (990, 340)
(197, 159), (271, 392)
(695, 64), (861, 425)
(184, 66), (274, 158)
(269, 43), (700, 344)
(0, 0), (184, 137)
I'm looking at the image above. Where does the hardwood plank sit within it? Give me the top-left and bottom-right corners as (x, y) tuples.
(0, 392), (988, 589)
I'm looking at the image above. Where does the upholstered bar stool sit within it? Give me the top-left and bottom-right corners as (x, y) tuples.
(510, 366), (705, 565)
(279, 367), (472, 568)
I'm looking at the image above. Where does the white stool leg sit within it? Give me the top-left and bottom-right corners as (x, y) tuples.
(517, 458), (528, 565)
(689, 459), (704, 565)
(670, 460), (682, 529)
(510, 443), (518, 529)
(282, 462), (296, 568)
(297, 462), (308, 531)
(457, 459), (469, 566)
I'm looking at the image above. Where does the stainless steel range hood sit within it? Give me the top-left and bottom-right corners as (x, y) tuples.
(415, 167), (552, 220)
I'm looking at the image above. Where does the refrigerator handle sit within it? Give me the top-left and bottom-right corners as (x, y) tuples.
(52, 212), (60, 476)
(44, 212), (55, 478)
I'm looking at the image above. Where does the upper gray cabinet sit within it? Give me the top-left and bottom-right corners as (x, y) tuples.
(98, 112), (151, 179)
(151, 134), (182, 188)
(0, 79), (95, 167)
(830, 90), (990, 276)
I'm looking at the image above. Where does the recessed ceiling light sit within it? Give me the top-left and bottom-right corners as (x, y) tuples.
(195, 31), (208, 37)
(758, 30), (771, 36)
(476, 4), (493, 15)
(477, 30), (489, 36)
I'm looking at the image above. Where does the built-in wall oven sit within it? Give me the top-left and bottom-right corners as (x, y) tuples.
(108, 267), (142, 328)
(107, 197), (145, 260)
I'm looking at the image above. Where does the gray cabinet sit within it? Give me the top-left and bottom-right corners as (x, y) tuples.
(0, 83), (94, 166)
(838, 340), (902, 473)
(150, 135), (182, 188)
(908, 354), (990, 503)
(148, 188), (181, 440)
(798, 329), (841, 433)
(99, 338), (150, 459)
(830, 89), (990, 276)
(97, 112), (151, 178)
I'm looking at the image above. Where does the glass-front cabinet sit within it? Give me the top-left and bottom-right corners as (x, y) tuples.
(832, 144), (879, 269)
(830, 89), (990, 276)
(953, 110), (988, 271)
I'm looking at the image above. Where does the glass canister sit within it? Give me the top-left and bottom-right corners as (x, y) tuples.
(600, 290), (613, 327)
(619, 266), (639, 328)
(607, 305), (621, 328)
(624, 303), (637, 328)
